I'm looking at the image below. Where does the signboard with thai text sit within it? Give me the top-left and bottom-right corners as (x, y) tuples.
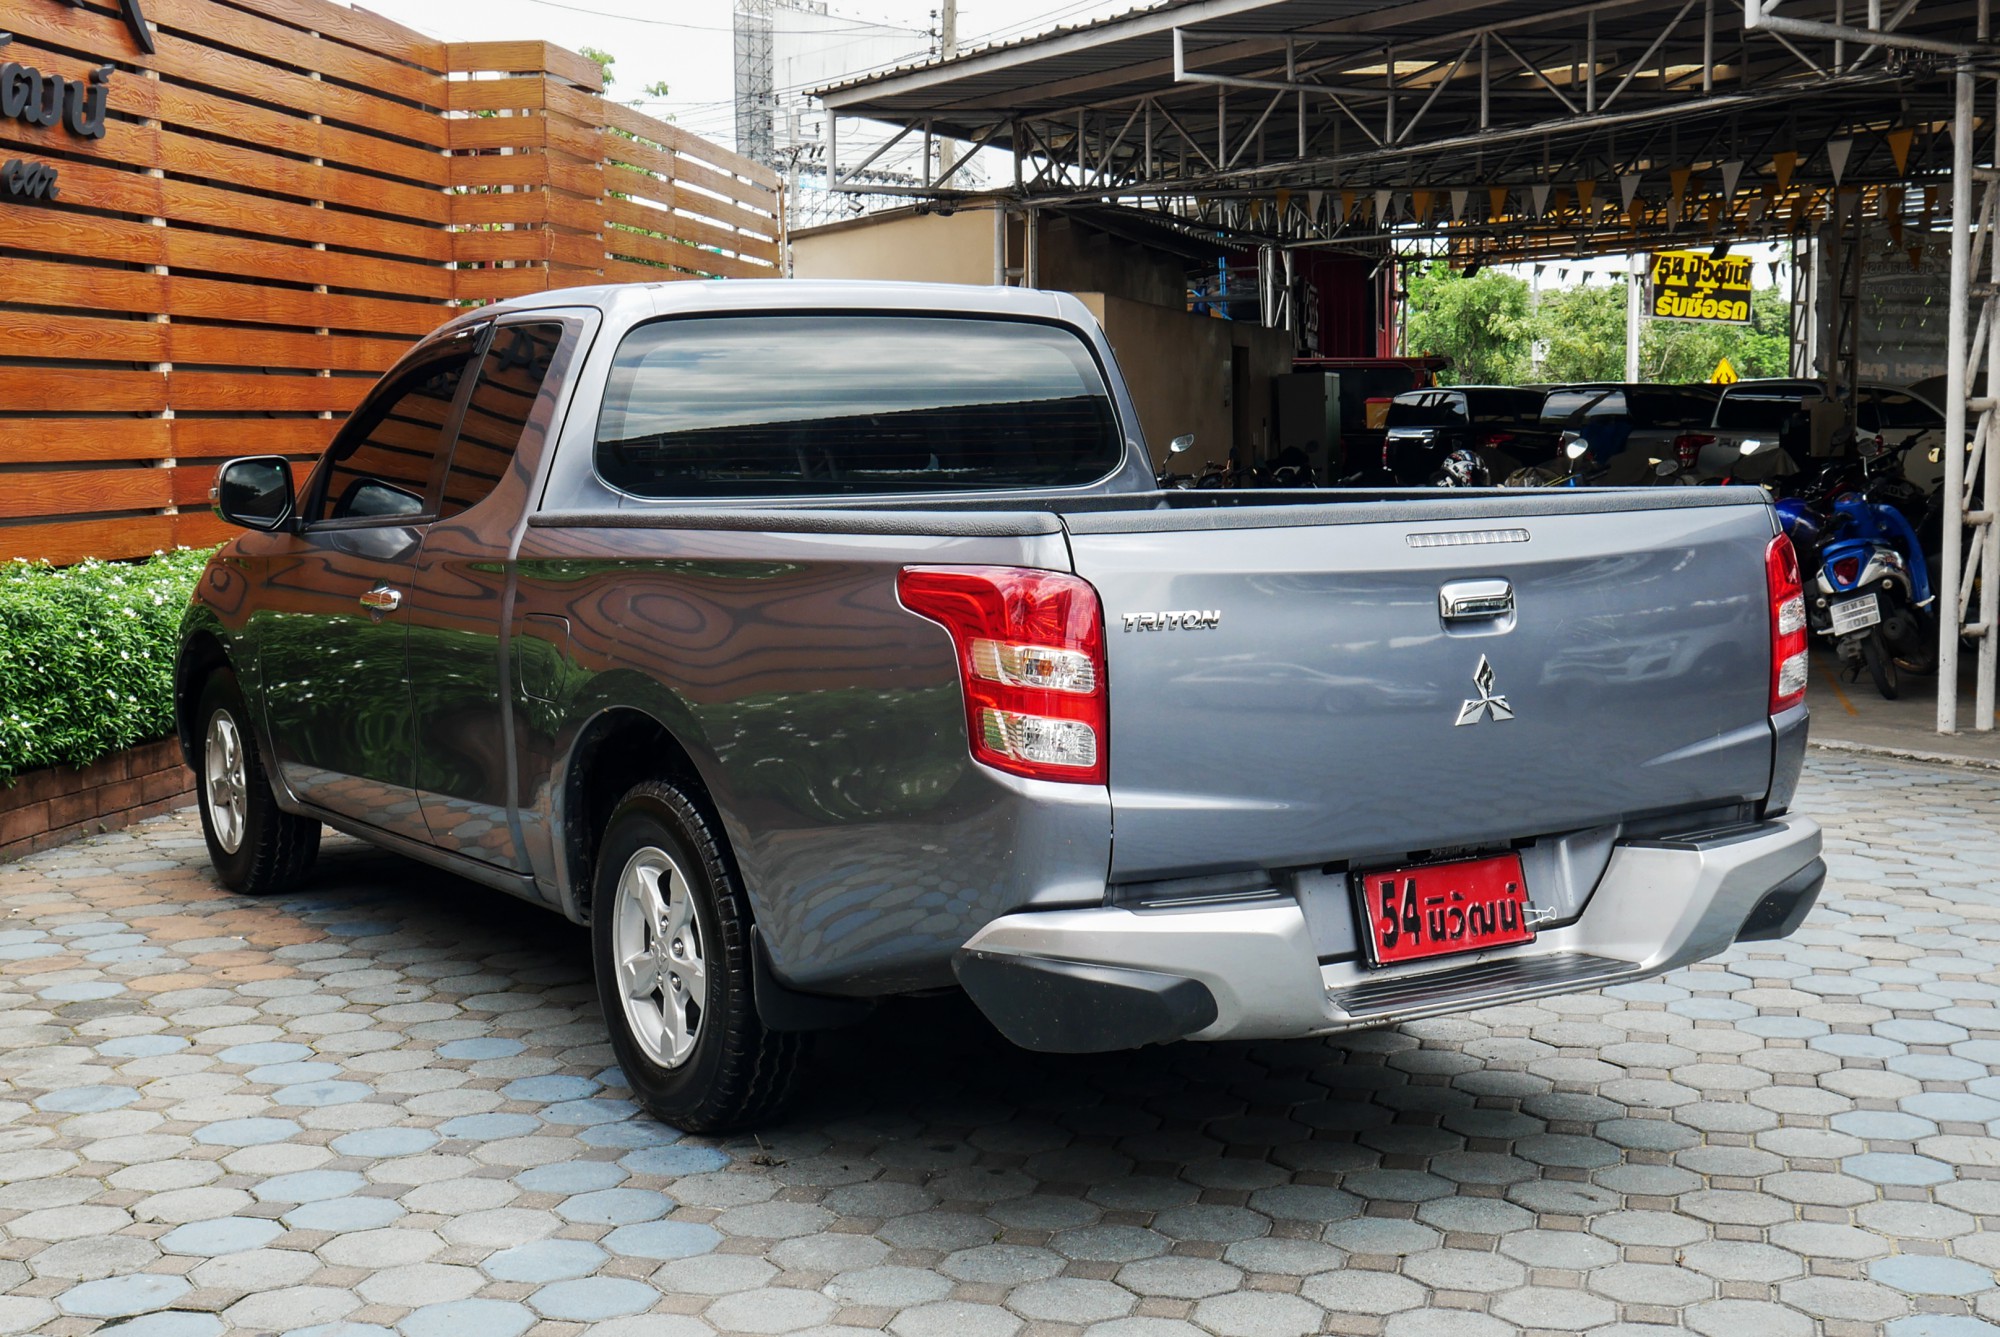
(1649, 251), (1754, 325)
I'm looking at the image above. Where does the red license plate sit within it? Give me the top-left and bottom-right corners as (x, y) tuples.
(1355, 853), (1534, 966)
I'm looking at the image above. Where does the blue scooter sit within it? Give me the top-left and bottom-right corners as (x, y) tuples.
(1776, 488), (1935, 700)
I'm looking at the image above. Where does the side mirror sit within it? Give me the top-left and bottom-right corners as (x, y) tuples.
(1168, 433), (1195, 455)
(211, 456), (296, 532)
(1563, 435), (1589, 460)
(1654, 458), (1682, 478)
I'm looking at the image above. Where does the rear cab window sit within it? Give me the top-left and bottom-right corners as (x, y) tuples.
(1540, 388), (1625, 423)
(1716, 390), (1808, 432)
(593, 315), (1123, 497)
(1464, 389), (1545, 424)
(1385, 391), (1468, 427)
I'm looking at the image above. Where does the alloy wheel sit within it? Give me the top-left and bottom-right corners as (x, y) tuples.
(612, 845), (707, 1069)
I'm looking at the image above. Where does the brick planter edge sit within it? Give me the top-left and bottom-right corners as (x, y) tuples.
(1, 739), (195, 863)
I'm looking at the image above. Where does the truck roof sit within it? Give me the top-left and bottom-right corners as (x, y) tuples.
(473, 278), (1083, 324)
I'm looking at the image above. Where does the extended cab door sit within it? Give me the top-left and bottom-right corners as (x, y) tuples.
(403, 314), (589, 871)
(255, 325), (486, 838)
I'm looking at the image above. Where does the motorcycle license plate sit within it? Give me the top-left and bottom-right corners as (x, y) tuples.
(1354, 853), (1534, 967)
(1830, 593), (1882, 635)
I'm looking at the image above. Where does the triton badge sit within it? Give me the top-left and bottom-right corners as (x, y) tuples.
(1454, 655), (1513, 726)
(1122, 609), (1221, 632)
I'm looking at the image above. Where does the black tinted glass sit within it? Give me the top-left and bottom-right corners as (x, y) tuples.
(317, 343), (474, 522)
(1464, 389), (1544, 422)
(595, 316), (1123, 497)
(1872, 391), (1943, 430)
(1385, 393), (1468, 427)
(1716, 394), (1803, 431)
(1624, 389), (1717, 427)
(441, 323), (562, 520)
(1539, 389), (1623, 422)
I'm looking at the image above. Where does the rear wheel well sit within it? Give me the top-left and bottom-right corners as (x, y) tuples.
(566, 710), (733, 922)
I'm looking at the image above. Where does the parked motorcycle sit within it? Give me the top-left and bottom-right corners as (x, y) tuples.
(1776, 448), (1937, 700)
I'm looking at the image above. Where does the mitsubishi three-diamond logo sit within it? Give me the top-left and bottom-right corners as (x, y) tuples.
(1454, 655), (1513, 726)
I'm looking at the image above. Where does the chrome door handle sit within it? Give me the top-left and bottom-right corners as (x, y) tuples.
(1439, 578), (1513, 621)
(359, 587), (402, 614)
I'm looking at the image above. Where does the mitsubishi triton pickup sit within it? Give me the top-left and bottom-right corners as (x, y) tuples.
(176, 280), (1823, 1130)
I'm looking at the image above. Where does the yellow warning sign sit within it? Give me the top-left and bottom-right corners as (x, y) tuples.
(1650, 250), (1754, 324)
(1710, 357), (1739, 385)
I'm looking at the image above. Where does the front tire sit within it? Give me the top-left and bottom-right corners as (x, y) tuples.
(592, 781), (804, 1133)
(193, 670), (319, 895)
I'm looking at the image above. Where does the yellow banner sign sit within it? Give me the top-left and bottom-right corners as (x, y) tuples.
(1649, 251), (1754, 324)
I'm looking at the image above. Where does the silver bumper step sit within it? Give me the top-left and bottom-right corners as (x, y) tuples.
(1330, 952), (1627, 1019)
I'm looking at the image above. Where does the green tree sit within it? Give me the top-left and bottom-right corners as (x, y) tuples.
(1533, 283), (1627, 383)
(1404, 262), (1535, 385)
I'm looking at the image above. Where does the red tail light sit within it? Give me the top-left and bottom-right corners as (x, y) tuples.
(1480, 429), (1516, 450)
(1675, 432), (1713, 469)
(1766, 535), (1808, 714)
(897, 566), (1108, 785)
(1831, 556), (1861, 587)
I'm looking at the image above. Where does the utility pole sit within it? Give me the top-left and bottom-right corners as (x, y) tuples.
(936, 0), (958, 179)
(1625, 253), (1644, 381)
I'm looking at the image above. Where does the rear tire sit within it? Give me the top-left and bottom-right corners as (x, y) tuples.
(1862, 632), (1900, 700)
(193, 670), (320, 895)
(592, 780), (805, 1133)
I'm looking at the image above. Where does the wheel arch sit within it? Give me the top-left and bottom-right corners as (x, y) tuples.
(559, 706), (740, 925)
(174, 626), (232, 770)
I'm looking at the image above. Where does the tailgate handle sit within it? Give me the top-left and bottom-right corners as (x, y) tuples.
(1439, 578), (1513, 621)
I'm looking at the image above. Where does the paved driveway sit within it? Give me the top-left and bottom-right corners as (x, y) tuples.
(0, 754), (1996, 1337)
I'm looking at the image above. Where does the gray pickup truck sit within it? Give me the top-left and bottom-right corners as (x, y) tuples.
(178, 280), (1824, 1130)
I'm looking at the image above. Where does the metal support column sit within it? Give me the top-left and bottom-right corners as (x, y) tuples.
(1935, 64), (2000, 732)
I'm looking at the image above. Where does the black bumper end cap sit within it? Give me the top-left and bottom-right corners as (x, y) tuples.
(953, 950), (1219, 1053)
(1735, 857), (1827, 943)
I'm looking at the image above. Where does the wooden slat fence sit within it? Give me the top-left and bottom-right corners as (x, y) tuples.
(0, 0), (781, 564)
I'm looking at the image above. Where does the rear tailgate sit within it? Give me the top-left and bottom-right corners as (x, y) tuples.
(1065, 491), (1778, 881)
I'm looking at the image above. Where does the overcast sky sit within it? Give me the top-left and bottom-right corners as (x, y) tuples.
(357, 0), (1138, 151)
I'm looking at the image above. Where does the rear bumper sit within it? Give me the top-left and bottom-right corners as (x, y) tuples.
(954, 814), (1822, 1051)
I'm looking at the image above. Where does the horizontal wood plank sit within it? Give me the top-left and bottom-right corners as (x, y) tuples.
(0, 517), (181, 565)
(0, 468), (172, 521)
(0, 421), (173, 467)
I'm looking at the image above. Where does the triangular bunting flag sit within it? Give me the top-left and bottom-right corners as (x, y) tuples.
(1887, 127), (1915, 175)
(1450, 189), (1469, 222)
(1306, 190), (1323, 221)
(1827, 139), (1853, 185)
(1489, 186), (1509, 219)
(1375, 189), (1393, 223)
(1772, 150), (1799, 194)
(1576, 179), (1597, 214)
(1340, 188), (1356, 221)
(1720, 160), (1744, 203)
(1620, 173), (1642, 211)
(1670, 167), (1693, 205)
(1411, 189), (1433, 221)
(1530, 183), (1551, 217)
(1667, 195), (1682, 228)
(1275, 188), (1291, 218)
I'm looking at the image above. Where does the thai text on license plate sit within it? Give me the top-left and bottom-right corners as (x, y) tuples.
(1829, 593), (1881, 635)
(1354, 853), (1535, 967)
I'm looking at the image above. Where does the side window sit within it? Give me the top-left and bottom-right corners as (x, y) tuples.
(315, 335), (479, 523)
(439, 323), (563, 519)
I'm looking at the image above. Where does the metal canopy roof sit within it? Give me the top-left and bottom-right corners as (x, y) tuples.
(815, 0), (1991, 260)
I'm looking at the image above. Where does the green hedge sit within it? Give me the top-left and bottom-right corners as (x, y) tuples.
(0, 548), (216, 783)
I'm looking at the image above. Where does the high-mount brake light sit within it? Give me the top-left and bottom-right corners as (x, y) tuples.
(1767, 534), (1809, 714)
(897, 566), (1108, 785)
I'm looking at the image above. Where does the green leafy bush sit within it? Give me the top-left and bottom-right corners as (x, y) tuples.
(0, 548), (216, 782)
